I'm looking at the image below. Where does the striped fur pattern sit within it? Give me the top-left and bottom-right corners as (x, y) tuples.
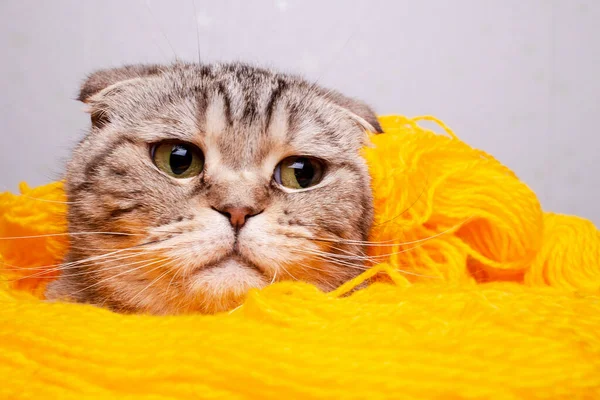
(46, 62), (382, 314)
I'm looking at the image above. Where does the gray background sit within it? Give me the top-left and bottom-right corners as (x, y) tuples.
(0, 0), (598, 224)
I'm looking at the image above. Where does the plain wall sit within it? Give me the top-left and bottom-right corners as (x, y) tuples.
(0, 0), (598, 224)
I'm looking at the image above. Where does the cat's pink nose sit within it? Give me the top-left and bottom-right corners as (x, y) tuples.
(213, 206), (260, 230)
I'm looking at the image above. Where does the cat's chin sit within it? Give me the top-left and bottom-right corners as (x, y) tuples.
(187, 257), (267, 313)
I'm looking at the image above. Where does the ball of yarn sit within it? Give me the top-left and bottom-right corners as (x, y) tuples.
(365, 116), (545, 285)
(526, 213), (600, 290)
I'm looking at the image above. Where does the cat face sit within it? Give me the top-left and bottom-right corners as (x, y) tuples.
(46, 62), (382, 314)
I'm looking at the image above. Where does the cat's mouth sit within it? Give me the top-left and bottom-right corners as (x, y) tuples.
(187, 252), (268, 301)
(196, 252), (262, 274)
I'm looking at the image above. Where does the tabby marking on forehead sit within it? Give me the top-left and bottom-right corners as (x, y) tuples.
(266, 99), (289, 142)
(204, 94), (228, 138)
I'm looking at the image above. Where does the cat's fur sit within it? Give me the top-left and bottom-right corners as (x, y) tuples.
(45, 62), (382, 314)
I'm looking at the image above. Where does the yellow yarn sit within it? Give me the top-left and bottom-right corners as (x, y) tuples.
(0, 181), (67, 297)
(366, 116), (545, 285)
(1, 115), (599, 399)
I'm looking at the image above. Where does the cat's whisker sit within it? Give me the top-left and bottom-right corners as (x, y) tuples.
(290, 244), (442, 279)
(12, 196), (77, 205)
(293, 246), (375, 261)
(278, 264), (299, 282)
(228, 304), (244, 315)
(165, 266), (183, 300)
(297, 217), (474, 248)
(372, 178), (430, 227)
(67, 241), (183, 255)
(0, 185), (78, 205)
(293, 261), (340, 291)
(6, 238), (175, 284)
(129, 262), (175, 305)
(3, 252), (159, 282)
(0, 231), (146, 240)
(293, 260), (341, 275)
(1, 248), (140, 276)
(269, 269), (278, 285)
(66, 257), (170, 297)
(313, 254), (440, 279)
(289, 248), (370, 269)
(67, 245), (157, 252)
(39, 257), (169, 280)
(294, 243), (429, 264)
(2, 238), (171, 273)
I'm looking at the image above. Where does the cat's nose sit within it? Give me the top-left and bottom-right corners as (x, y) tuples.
(213, 206), (261, 230)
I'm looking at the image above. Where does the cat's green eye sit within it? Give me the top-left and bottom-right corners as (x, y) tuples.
(274, 156), (325, 190)
(151, 142), (204, 179)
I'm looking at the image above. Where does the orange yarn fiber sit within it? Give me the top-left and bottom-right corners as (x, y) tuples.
(0, 115), (599, 399)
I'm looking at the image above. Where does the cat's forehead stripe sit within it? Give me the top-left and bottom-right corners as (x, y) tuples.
(204, 94), (228, 137)
(266, 98), (288, 142)
(215, 82), (233, 126)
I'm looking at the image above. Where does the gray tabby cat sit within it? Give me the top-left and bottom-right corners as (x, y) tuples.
(45, 62), (383, 314)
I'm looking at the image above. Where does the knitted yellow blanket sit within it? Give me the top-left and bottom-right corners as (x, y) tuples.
(1, 116), (599, 399)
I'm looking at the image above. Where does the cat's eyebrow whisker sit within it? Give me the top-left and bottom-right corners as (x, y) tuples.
(190, 0), (201, 64)
(143, 0), (178, 60)
(294, 16), (364, 113)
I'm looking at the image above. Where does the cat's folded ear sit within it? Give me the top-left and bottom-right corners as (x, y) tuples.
(78, 64), (164, 103)
(78, 64), (164, 128)
(319, 90), (384, 134)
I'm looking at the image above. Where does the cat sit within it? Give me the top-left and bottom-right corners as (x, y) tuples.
(45, 62), (383, 314)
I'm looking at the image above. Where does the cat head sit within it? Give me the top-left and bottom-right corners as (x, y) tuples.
(46, 62), (382, 314)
